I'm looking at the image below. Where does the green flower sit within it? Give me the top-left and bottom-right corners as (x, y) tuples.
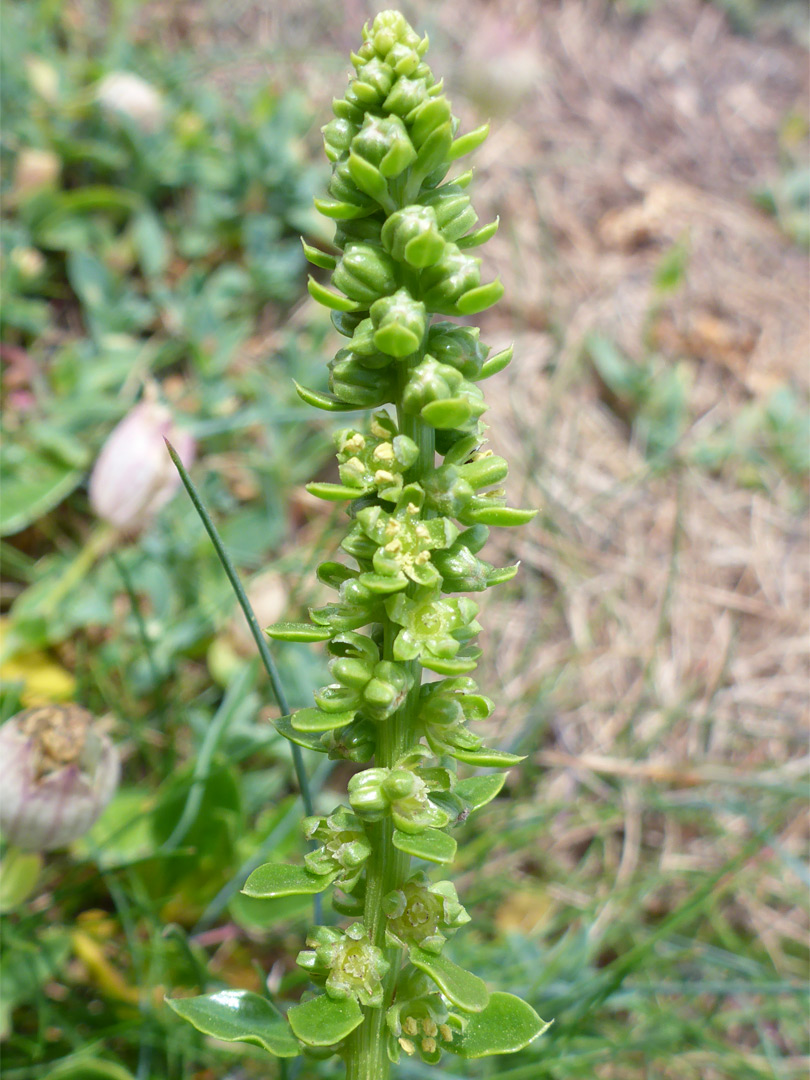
(303, 806), (372, 891)
(335, 412), (419, 501)
(386, 970), (461, 1065)
(356, 485), (458, 591)
(416, 676), (493, 758)
(347, 752), (453, 833)
(384, 871), (470, 954)
(315, 631), (413, 722)
(297, 923), (389, 1007)
(426, 322), (488, 378)
(385, 589), (481, 673)
(351, 114), (417, 178)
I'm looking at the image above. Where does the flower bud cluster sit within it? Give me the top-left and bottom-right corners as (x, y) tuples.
(297, 922), (389, 1007)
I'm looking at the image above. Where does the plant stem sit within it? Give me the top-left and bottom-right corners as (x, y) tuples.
(346, 367), (435, 1080)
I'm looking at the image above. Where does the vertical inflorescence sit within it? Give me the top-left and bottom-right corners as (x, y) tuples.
(169, 11), (548, 1077)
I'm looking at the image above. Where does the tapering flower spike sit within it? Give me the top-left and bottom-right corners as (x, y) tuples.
(168, 11), (549, 1075)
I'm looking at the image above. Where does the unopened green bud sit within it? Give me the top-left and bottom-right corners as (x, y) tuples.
(370, 288), (426, 358)
(352, 114), (417, 178)
(332, 242), (398, 306)
(381, 204), (446, 267)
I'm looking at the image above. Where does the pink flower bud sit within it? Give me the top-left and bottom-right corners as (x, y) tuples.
(0, 706), (120, 851)
(89, 400), (195, 534)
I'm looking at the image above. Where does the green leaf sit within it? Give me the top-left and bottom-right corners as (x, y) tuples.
(409, 946), (489, 1013)
(133, 208), (169, 278)
(264, 621), (333, 642)
(287, 994), (363, 1047)
(44, 1058), (137, 1080)
(422, 654), (479, 676)
(306, 482), (363, 501)
(348, 152), (390, 203)
(456, 773), (506, 811)
(293, 380), (358, 412)
(450, 747), (525, 768)
(307, 275), (361, 312)
(421, 397), (472, 429)
(314, 197), (374, 220)
(291, 707), (357, 733)
(448, 992), (551, 1059)
(165, 990), (299, 1057)
(0, 850), (42, 912)
(479, 343), (513, 379)
(448, 123), (490, 161)
(0, 450), (83, 536)
(393, 827), (457, 864)
(273, 715), (329, 752)
(457, 218), (500, 249)
(455, 279), (504, 315)
(466, 506), (537, 527)
(242, 863), (337, 898)
(301, 238), (337, 270)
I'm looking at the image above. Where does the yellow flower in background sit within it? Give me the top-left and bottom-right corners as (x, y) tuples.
(0, 618), (76, 706)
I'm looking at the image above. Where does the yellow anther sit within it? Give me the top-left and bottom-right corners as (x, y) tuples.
(415, 550), (430, 564)
(385, 538), (402, 554)
(398, 1038), (416, 1055)
(374, 469), (395, 484)
(415, 524), (429, 539)
(423, 1018), (438, 1037)
(373, 442), (395, 462)
(403, 1017), (418, 1037)
(385, 519), (400, 536)
(406, 502), (420, 516)
(345, 433), (366, 452)
(439, 1024), (453, 1042)
(370, 418), (389, 438)
(421, 1037), (437, 1054)
(345, 456), (366, 474)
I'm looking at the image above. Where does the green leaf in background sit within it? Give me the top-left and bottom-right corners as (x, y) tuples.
(448, 991), (551, 1059)
(409, 946), (489, 1013)
(286, 993), (363, 1047)
(0, 444), (84, 536)
(165, 990), (299, 1057)
(242, 862), (337, 898)
(44, 1058), (137, 1080)
(132, 207), (169, 278)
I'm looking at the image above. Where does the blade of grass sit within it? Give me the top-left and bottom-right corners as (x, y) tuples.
(165, 439), (321, 921)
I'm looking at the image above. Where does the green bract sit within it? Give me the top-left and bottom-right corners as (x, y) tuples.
(170, 10), (547, 1077)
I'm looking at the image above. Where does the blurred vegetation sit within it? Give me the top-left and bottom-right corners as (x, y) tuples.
(1, 3), (807, 1080)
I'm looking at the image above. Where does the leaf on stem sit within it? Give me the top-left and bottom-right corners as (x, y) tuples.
(165, 990), (299, 1057)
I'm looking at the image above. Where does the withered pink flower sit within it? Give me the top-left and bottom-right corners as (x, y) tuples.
(0, 706), (120, 851)
(89, 400), (195, 534)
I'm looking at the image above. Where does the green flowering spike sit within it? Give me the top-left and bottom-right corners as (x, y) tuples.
(383, 872), (470, 954)
(297, 923), (390, 1008)
(169, 11), (546, 1075)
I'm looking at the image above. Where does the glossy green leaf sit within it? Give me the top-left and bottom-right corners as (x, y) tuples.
(457, 218), (500, 249)
(287, 994), (363, 1047)
(455, 773), (506, 810)
(306, 482), (362, 501)
(307, 275), (361, 312)
(448, 991), (551, 1058)
(466, 506), (537, 527)
(264, 621), (333, 642)
(421, 397), (472, 429)
(242, 863), (337, 898)
(291, 707), (357, 733)
(293, 380), (357, 412)
(393, 827), (457, 864)
(165, 990), (299, 1057)
(422, 653), (479, 676)
(450, 747), (525, 768)
(273, 715), (329, 752)
(347, 152), (390, 203)
(478, 343), (513, 379)
(455, 279), (504, 315)
(487, 563), (520, 586)
(448, 123), (490, 161)
(301, 239), (337, 270)
(409, 946), (489, 1013)
(313, 197), (374, 220)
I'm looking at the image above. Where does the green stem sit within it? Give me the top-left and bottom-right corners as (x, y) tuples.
(346, 362), (434, 1080)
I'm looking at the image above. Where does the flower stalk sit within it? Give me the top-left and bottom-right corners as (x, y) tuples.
(167, 10), (550, 1074)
